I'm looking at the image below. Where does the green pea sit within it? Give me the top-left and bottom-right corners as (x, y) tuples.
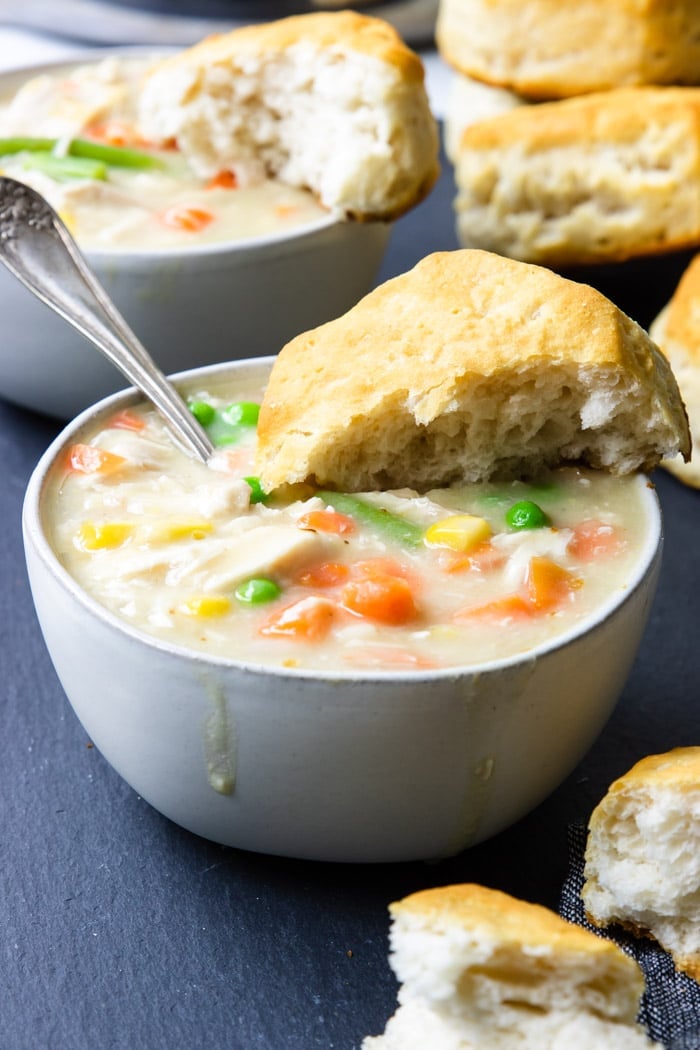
(505, 500), (550, 530)
(188, 400), (216, 426)
(221, 401), (260, 427)
(235, 577), (281, 604)
(244, 476), (266, 504)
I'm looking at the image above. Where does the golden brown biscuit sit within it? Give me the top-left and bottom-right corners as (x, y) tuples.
(256, 249), (690, 493)
(453, 87), (700, 266)
(583, 747), (700, 981)
(363, 884), (662, 1048)
(650, 255), (700, 487)
(436, 0), (700, 100)
(137, 11), (439, 221)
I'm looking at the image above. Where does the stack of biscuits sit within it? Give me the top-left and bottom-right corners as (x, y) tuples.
(435, 0), (700, 269)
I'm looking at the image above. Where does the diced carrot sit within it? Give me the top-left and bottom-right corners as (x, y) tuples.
(67, 443), (126, 476)
(161, 205), (214, 232)
(58, 79), (80, 96)
(84, 121), (134, 147)
(108, 409), (145, 432)
(209, 447), (255, 474)
(297, 509), (356, 536)
(295, 561), (350, 588)
(342, 574), (418, 626)
(343, 646), (439, 670)
(526, 556), (582, 612)
(206, 170), (238, 190)
(437, 542), (507, 574)
(353, 557), (412, 580)
(567, 520), (624, 561)
(259, 596), (337, 642)
(275, 204), (298, 218)
(454, 594), (534, 624)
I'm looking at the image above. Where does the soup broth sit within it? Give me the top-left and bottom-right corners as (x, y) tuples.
(46, 377), (654, 672)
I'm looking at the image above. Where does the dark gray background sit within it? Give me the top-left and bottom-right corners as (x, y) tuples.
(1, 149), (698, 1050)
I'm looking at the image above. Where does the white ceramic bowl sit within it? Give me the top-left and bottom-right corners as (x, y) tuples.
(0, 55), (392, 421)
(22, 358), (663, 863)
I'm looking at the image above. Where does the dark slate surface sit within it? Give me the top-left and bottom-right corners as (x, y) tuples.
(1, 149), (698, 1050)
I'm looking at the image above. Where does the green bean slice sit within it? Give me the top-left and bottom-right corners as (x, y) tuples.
(22, 153), (107, 182)
(317, 491), (424, 548)
(0, 135), (165, 170)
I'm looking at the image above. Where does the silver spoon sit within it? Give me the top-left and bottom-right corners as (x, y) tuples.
(0, 176), (214, 463)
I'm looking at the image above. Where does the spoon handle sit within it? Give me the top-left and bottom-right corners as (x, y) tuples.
(0, 177), (214, 463)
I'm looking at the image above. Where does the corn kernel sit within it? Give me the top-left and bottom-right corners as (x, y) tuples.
(58, 208), (77, 234)
(76, 522), (133, 551)
(424, 515), (492, 552)
(180, 596), (231, 618)
(147, 520), (213, 543)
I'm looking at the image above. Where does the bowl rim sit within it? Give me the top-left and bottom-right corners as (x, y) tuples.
(22, 356), (664, 684)
(0, 46), (350, 261)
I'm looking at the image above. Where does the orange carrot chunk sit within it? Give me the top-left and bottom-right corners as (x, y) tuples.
(454, 594), (534, 624)
(297, 509), (356, 536)
(526, 556), (581, 612)
(352, 557), (413, 580)
(108, 409), (145, 432)
(343, 646), (439, 669)
(342, 574), (418, 626)
(161, 205), (214, 232)
(295, 561), (350, 588)
(567, 520), (624, 561)
(67, 443), (126, 476)
(438, 542), (507, 575)
(84, 121), (133, 147)
(259, 596), (336, 642)
(206, 170), (238, 190)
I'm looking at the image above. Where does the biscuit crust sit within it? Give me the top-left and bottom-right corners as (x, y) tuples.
(436, 0), (700, 99)
(454, 87), (700, 266)
(137, 11), (439, 221)
(256, 249), (690, 492)
(583, 747), (700, 981)
(650, 255), (700, 487)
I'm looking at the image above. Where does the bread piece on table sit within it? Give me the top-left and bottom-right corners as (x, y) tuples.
(255, 249), (690, 493)
(435, 0), (700, 100)
(453, 87), (700, 267)
(362, 884), (663, 1049)
(137, 11), (439, 221)
(649, 254), (700, 487)
(583, 747), (700, 981)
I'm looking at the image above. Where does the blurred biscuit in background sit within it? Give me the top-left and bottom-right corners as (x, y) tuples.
(436, 0), (700, 100)
(650, 255), (700, 487)
(450, 87), (700, 267)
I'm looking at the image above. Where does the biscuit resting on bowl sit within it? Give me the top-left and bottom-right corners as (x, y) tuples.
(256, 248), (690, 493)
(137, 10), (440, 221)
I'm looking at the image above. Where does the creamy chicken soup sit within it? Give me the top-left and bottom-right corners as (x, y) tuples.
(45, 379), (654, 673)
(0, 57), (328, 250)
